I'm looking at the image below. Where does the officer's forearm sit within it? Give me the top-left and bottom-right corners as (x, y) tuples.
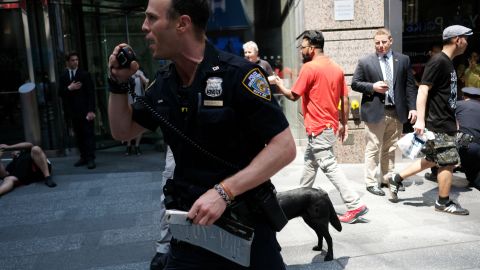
(221, 128), (296, 198)
(108, 93), (144, 141)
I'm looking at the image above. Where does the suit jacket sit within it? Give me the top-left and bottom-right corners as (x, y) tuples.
(59, 68), (95, 119)
(351, 51), (416, 123)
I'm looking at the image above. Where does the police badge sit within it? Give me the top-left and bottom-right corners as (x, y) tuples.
(205, 77), (223, 97)
(204, 77), (224, 106)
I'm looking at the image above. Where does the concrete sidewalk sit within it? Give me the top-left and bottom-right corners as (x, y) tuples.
(0, 145), (479, 269)
(274, 149), (480, 270)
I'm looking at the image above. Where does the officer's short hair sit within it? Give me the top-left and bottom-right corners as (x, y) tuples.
(303, 30), (324, 49)
(167, 0), (210, 31)
(243, 41), (259, 53)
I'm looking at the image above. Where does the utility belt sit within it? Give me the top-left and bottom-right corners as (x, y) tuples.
(456, 131), (480, 148)
(163, 178), (288, 232)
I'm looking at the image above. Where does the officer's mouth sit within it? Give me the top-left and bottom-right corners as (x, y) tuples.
(146, 39), (156, 50)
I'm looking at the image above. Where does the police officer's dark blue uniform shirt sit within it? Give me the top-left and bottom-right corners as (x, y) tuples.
(132, 42), (289, 198)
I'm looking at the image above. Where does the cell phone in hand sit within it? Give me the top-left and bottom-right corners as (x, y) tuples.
(117, 46), (136, 68)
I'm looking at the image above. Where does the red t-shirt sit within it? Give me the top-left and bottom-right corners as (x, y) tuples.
(292, 56), (348, 136)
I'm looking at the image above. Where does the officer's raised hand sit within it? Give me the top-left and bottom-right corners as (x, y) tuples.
(187, 189), (227, 226)
(108, 43), (139, 83)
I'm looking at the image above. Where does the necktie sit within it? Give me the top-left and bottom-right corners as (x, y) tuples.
(383, 55), (394, 104)
(70, 70), (74, 81)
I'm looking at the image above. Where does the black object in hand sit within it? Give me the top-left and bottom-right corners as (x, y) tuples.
(117, 46), (136, 68)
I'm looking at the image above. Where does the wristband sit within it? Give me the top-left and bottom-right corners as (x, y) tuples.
(108, 77), (132, 94)
(214, 183), (233, 205)
(219, 181), (235, 200)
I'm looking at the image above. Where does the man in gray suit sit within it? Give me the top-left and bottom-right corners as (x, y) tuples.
(351, 28), (417, 196)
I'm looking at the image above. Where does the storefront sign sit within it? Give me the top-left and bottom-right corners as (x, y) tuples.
(334, 0), (354, 21)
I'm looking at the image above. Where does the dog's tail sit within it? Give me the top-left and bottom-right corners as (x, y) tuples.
(327, 195), (342, 232)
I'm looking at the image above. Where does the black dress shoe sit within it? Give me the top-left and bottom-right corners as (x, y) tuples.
(87, 160), (96, 169)
(74, 159), (87, 167)
(150, 252), (168, 270)
(366, 186), (385, 196)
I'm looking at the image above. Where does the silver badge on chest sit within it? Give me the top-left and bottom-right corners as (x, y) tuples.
(205, 77), (223, 98)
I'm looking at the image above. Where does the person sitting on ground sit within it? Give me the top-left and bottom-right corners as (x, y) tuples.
(0, 142), (56, 196)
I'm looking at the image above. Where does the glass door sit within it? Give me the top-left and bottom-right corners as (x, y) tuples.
(0, 2), (29, 145)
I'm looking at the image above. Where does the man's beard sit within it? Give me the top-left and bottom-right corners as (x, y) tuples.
(302, 52), (312, 63)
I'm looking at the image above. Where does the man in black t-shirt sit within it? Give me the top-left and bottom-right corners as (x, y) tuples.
(387, 25), (472, 215)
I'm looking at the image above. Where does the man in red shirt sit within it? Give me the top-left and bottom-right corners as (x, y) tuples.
(272, 30), (368, 223)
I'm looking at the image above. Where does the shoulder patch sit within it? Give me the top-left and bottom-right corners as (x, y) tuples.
(241, 68), (271, 101)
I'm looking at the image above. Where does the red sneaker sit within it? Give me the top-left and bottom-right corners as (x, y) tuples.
(338, 205), (368, 224)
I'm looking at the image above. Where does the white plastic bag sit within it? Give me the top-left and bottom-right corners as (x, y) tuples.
(398, 132), (426, 159)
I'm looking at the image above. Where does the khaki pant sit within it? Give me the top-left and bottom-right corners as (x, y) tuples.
(300, 128), (362, 210)
(364, 109), (403, 187)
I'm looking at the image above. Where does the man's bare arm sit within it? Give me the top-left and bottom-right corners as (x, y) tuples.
(413, 84), (431, 136)
(108, 94), (146, 141)
(270, 77), (300, 101)
(187, 127), (297, 225)
(107, 44), (147, 141)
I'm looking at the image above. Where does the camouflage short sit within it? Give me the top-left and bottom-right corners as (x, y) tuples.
(421, 132), (459, 167)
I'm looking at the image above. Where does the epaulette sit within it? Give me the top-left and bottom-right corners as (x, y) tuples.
(217, 50), (250, 69)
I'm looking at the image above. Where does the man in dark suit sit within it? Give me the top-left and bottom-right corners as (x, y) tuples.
(59, 52), (96, 169)
(351, 28), (417, 196)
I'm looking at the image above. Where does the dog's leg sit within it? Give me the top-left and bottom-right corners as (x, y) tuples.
(302, 217), (323, 252)
(312, 231), (324, 252)
(321, 224), (334, 261)
(308, 222), (334, 261)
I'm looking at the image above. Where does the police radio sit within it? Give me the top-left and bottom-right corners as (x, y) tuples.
(116, 45), (136, 68)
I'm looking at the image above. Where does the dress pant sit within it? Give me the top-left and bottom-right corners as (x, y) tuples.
(72, 116), (95, 161)
(364, 108), (403, 187)
(300, 128), (362, 210)
(459, 142), (480, 188)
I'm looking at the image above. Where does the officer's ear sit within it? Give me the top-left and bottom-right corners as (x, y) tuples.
(177, 15), (192, 33)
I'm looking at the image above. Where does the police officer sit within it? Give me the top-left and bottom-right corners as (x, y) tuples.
(107, 0), (296, 269)
(456, 87), (480, 190)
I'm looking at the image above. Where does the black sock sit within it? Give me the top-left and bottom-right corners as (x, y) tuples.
(438, 196), (449, 205)
(44, 176), (57, 188)
(394, 174), (403, 183)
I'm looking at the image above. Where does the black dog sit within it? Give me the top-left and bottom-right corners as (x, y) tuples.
(277, 187), (342, 261)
